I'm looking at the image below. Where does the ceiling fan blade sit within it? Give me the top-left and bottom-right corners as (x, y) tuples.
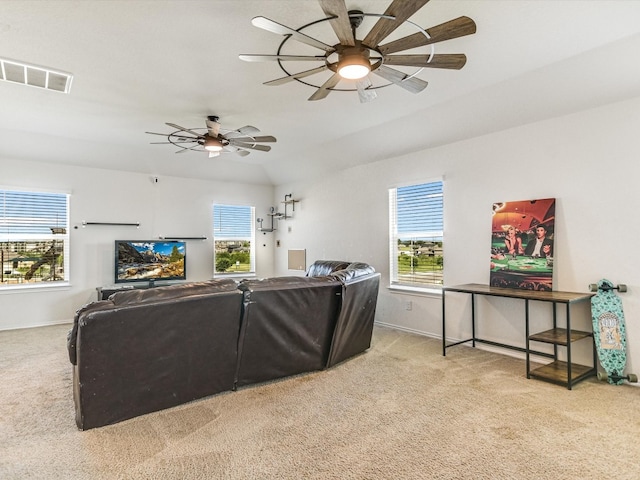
(206, 117), (220, 137)
(230, 135), (277, 143)
(236, 149), (251, 157)
(251, 16), (335, 52)
(166, 123), (204, 138)
(229, 142), (272, 152)
(264, 65), (329, 86)
(308, 73), (341, 101)
(238, 126), (261, 136)
(223, 128), (262, 140)
(319, 0), (355, 47)
(373, 65), (428, 94)
(355, 77), (377, 103)
(251, 135), (277, 143)
(150, 141), (196, 145)
(383, 53), (467, 70)
(378, 16), (477, 55)
(239, 54), (326, 62)
(208, 151), (220, 158)
(146, 131), (171, 136)
(362, 0), (430, 49)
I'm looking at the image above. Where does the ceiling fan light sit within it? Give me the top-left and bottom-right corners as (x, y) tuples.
(204, 136), (223, 152)
(337, 54), (370, 80)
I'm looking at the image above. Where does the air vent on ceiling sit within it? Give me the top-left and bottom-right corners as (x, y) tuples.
(0, 57), (73, 93)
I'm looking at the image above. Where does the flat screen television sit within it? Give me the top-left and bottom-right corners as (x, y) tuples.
(115, 240), (186, 284)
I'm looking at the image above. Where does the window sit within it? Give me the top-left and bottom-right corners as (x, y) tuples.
(0, 189), (70, 288)
(389, 180), (443, 289)
(213, 204), (255, 275)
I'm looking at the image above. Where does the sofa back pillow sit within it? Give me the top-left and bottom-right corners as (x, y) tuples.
(305, 260), (351, 277)
(329, 262), (376, 283)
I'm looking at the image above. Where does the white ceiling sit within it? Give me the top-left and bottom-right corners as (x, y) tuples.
(2, 0), (640, 186)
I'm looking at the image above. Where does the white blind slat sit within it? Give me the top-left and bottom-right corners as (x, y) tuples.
(213, 204), (252, 239)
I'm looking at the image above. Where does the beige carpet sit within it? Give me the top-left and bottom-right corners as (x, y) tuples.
(1, 323), (639, 479)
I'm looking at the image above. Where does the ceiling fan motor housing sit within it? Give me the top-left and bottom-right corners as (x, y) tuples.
(336, 43), (374, 79)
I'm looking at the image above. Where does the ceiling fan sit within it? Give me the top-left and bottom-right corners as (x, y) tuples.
(239, 0), (476, 102)
(145, 116), (277, 158)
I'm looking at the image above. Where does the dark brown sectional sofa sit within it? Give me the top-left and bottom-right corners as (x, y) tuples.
(67, 261), (380, 430)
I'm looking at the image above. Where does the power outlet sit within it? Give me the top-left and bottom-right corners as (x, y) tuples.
(405, 300), (412, 311)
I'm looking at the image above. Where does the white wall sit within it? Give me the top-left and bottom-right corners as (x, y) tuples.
(3, 95), (639, 378)
(0, 160), (274, 330)
(274, 94), (640, 376)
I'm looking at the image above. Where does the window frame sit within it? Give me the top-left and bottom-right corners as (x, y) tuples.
(389, 179), (444, 293)
(212, 203), (256, 277)
(0, 187), (70, 291)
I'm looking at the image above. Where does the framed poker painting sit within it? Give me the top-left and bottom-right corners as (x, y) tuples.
(490, 198), (556, 291)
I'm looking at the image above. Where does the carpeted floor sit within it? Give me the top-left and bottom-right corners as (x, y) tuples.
(0, 323), (639, 479)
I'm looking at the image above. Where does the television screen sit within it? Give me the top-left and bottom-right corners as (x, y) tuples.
(115, 240), (186, 284)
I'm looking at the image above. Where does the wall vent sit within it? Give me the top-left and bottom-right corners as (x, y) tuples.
(0, 57), (73, 93)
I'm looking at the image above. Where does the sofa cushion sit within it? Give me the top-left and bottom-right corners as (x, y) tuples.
(110, 278), (238, 305)
(74, 289), (243, 430)
(327, 271), (380, 367)
(236, 275), (343, 386)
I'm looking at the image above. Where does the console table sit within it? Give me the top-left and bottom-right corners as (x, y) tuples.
(97, 284), (150, 300)
(442, 283), (596, 389)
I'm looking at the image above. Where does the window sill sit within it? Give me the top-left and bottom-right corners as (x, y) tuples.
(0, 282), (71, 294)
(388, 284), (442, 297)
(214, 272), (256, 280)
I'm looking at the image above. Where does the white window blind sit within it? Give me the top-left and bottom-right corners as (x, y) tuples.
(0, 189), (70, 287)
(212, 204), (255, 274)
(389, 180), (444, 288)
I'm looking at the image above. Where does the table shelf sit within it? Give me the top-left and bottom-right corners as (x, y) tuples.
(529, 360), (594, 386)
(529, 328), (593, 346)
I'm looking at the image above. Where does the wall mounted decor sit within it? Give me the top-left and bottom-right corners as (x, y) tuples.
(490, 198), (556, 291)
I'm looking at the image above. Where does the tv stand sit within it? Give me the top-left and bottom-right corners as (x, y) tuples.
(97, 283), (154, 301)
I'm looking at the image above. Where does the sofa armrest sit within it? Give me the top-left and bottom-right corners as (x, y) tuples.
(67, 300), (115, 365)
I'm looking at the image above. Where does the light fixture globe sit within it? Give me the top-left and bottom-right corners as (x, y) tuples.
(337, 46), (371, 80)
(204, 136), (223, 152)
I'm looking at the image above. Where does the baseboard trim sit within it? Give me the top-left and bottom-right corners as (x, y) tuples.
(1, 319), (72, 332)
(374, 321), (440, 340)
